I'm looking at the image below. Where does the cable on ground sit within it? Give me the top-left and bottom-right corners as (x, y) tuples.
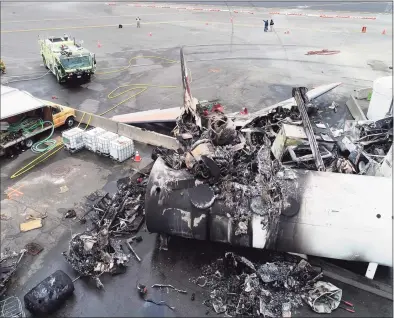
(101, 83), (178, 116)
(1, 70), (50, 85)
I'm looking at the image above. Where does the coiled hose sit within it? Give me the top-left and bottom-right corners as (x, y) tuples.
(31, 121), (56, 153)
(8, 117), (39, 133)
(7, 118), (56, 153)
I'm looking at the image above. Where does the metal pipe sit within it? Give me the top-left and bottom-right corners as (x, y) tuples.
(126, 241), (141, 262)
(292, 87), (326, 171)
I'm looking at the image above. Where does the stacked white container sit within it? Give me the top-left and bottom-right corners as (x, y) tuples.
(62, 127), (85, 152)
(109, 136), (134, 162)
(96, 131), (119, 156)
(83, 127), (106, 153)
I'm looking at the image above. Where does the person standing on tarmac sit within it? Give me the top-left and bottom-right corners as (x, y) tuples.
(136, 17), (141, 28)
(0, 59), (6, 74)
(263, 20), (269, 32)
(270, 19), (274, 32)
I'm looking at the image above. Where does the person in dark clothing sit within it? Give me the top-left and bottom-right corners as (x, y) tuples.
(263, 20), (269, 32)
(270, 19), (274, 32)
(136, 17), (141, 28)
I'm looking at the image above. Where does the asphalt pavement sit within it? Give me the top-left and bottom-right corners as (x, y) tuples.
(1, 2), (392, 118)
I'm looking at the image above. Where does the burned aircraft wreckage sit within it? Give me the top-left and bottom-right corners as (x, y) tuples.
(63, 175), (148, 288)
(63, 48), (392, 290)
(193, 251), (345, 316)
(145, 80), (392, 267)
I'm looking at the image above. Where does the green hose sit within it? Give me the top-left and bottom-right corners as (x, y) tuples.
(31, 121), (57, 153)
(7, 118), (57, 153)
(8, 117), (42, 133)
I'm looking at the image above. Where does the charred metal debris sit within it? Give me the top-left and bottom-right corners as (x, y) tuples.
(338, 116), (393, 175)
(0, 249), (26, 296)
(62, 85), (392, 290)
(155, 86), (392, 179)
(148, 86), (392, 247)
(62, 174), (148, 289)
(195, 252), (342, 317)
(152, 96), (295, 242)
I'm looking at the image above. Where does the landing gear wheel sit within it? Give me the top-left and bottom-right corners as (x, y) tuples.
(42, 55), (49, 69)
(66, 117), (75, 128)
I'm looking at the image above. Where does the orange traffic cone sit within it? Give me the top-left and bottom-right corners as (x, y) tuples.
(382, 29), (386, 35)
(362, 26), (366, 33)
(134, 151), (141, 162)
(97, 40), (102, 48)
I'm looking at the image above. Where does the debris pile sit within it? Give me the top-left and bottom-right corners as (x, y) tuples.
(0, 249), (26, 296)
(63, 174), (148, 288)
(154, 102), (291, 242)
(196, 252), (336, 317)
(152, 87), (335, 244)
(356, 117), (392, 155)
(339, 117), (393, 174)
(87, 176), (146, 236)
(147, 85), (392, 254)
(168, 86), (392, 178)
